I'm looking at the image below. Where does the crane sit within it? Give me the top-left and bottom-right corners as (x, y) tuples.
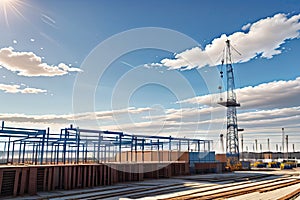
(218, 40), (243, 171)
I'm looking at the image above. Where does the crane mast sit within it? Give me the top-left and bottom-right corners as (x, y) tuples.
(218, 40), (241, 169)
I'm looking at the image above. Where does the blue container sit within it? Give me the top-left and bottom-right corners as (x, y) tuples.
(189, 152), (215, 163)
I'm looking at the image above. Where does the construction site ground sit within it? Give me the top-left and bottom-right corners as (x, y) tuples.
(4, 168), (300, 200)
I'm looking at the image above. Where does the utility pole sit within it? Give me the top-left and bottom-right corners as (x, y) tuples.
(286, 135), (288, 153)
(286, 135), (289, 159)
(260, 144), (263, 160)
(267, 138), (270, 159)
(282, 128), (285, 152)
(293, 144), (295, 152)
(241, 133), (244, 160)
(255, 139), (258, 152)
(220, 134), (224, 153)
(241, 134), (244, 152)
(260, 144), (262, 152)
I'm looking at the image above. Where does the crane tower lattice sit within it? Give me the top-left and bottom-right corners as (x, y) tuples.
(218, 40), (243, 169)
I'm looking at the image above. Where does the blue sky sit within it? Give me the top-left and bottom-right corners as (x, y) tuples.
(0, 0), (300, 152)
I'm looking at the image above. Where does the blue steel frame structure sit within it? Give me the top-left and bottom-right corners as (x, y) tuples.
(0, 122), (212, 165)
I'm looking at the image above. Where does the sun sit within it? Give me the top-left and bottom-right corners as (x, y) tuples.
(0, 0), (13, 4)
(0, 0), (26, 27)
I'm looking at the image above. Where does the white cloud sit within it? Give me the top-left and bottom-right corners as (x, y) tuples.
(0, 107), (153, 125)
(237, 78), (300, 110)
(21, 87), (47, 94)
(241, 23), (251, 31)
(152, 13), (300, 70)
(0, 113), (73, 124)
(0, 47), (82, 77)
(1, 77), (299, 149)
(143, 63), (164, 68)
(0, 103), (299, 148)
(0, 83), (47, 94)
(41, 14), (57, 29)
(179, 77), (300, 110)
(98, 106), (300, 138)
(238, 107), (300, 124)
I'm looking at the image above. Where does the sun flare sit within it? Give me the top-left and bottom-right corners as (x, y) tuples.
(0, 0), (14, 4)
(0, 0), (25, 26)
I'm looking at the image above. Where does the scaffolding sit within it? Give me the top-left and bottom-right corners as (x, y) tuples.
(0, 122), (212, 165)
